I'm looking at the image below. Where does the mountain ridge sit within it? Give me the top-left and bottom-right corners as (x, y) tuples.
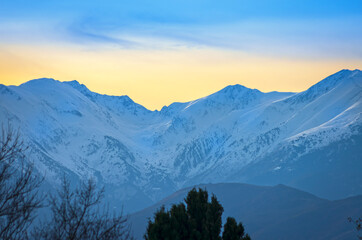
(4, 69), (361, 113)
(10, 77), (296, 113)
(0, 69), (361, 212)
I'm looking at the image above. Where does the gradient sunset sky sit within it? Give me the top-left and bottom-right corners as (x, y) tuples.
(1, 0), (361, 110)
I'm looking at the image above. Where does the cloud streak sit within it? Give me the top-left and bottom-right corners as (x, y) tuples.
(2, 14), (361, 60)
(1, 0), (362, 57)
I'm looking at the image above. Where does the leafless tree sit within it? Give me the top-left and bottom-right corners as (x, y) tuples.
(34, 176), (132, 240)
(0, 123), (43, 240)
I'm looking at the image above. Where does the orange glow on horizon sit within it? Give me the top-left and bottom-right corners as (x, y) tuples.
(1, 44), (361, 110)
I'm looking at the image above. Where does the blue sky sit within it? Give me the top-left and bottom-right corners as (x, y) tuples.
(1, 0), (361, 58)
(0, 0), (361, 109)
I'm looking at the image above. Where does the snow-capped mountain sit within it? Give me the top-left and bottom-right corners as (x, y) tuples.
(1, 69), (361, 212)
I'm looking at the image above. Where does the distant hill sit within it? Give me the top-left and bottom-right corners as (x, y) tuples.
(129, 183), (362, 240)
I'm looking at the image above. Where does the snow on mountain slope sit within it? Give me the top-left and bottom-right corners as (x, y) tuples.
(0, 69), (361, 212)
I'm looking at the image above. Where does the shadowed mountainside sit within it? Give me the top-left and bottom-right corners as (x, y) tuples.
(129, 183), (362, 240)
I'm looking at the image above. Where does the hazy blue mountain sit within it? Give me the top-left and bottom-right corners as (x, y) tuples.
(129, 183), (362, 240)
(0, 69), (361, 212)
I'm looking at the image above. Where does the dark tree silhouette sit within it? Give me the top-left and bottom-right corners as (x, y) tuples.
(34, 177), (132, 240)
(144, 188), (250, 240)
(169, 204), (189, 239)
(206, 195), (224, 240)
(222, 217), (250, 240)
(0, 123), (43, 240)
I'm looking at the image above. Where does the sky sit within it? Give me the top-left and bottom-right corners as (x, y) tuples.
(0, 0), (362, 110)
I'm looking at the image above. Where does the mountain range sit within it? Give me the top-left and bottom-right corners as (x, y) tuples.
(0, 69), (361, 212)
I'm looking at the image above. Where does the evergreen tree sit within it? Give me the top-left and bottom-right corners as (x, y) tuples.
(144, 188), (250, 240)
(185, 188), (210, 240)
(205, 195), (223, 240)
(222, 217), (250, 240)
(169, 204), (189, 240)
(145, 207), (171, 240)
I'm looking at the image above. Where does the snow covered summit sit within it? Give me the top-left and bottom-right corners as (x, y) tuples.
(1, 69), (361, 212)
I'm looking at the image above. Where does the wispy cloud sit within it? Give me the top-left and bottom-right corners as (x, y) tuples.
(0, 0), (361, 59)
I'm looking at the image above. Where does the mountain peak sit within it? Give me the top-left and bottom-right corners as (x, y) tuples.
(219, 84), (253, 94)
(66, 80), (81, 85)
(316, 69), (361, 89)
(206, 83), (262, 105)
(326, 69), (361, 81)
(283, 69), (361, 105)
(336, 68), (360, 73)
(61, 80), (150, 114)
(64, 80), (91, 94)
(20, 78), (58, 87)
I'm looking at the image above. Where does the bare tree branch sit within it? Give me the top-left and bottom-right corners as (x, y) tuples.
(0, 122), (43, 240)
(33, 176), (132, 240)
